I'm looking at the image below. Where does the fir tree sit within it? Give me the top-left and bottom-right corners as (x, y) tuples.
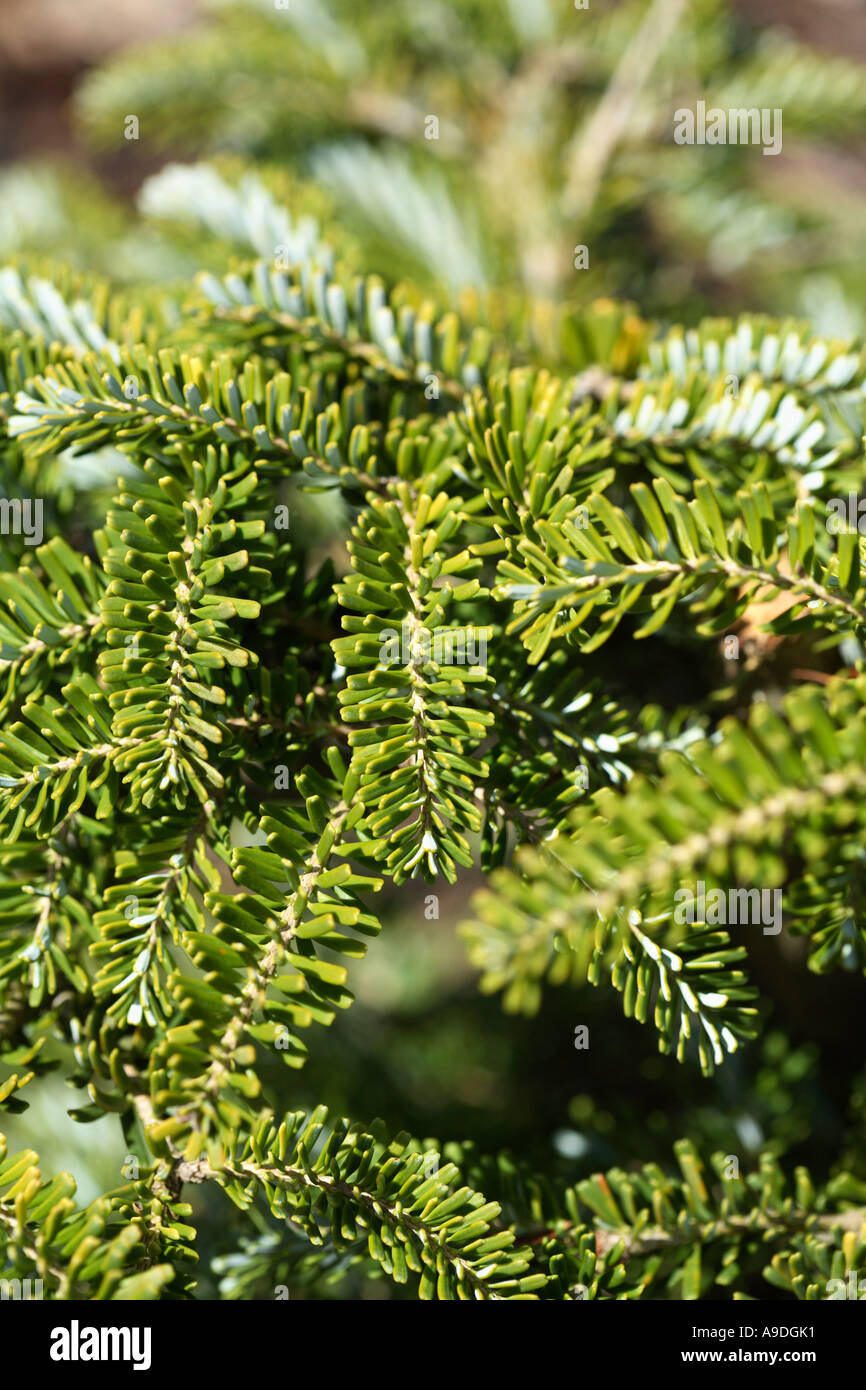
(1, 158), (866, 1301)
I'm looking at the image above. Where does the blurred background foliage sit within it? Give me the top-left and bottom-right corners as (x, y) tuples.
(2, 0), (866, 1297)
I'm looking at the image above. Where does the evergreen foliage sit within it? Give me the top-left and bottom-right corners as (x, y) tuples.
(70, 0), (866, 330)
(2, 153), (866, 1301)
